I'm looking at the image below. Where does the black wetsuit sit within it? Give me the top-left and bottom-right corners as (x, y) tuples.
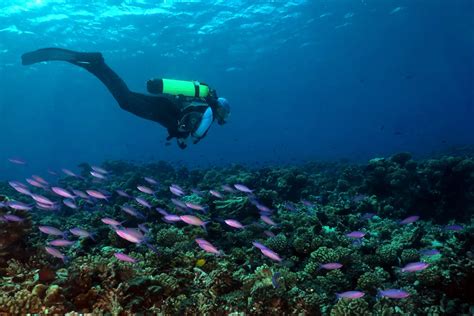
(21, 48), (218, 148)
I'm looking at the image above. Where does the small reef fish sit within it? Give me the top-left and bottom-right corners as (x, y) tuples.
(272, 272), (281, 288)
(256, 203), (272, 213)
(116, 190), (132, 198)
(209, 190), (223, 199)
(62, 168), (78, 177)
(164, 214), (181, 222)
(180, 215), (206, 227)
(260, 215), (277, 226)
(224, 219), (244, 229)
(263, 230), (275, 237)
(90, 171), (106, 179)
(144, 177), (158, 185)
(420, 249), (440, 256)
(26, 178), (45, 188)
(399, 216), (420, 225)
(3, 214), (24, 222)
(252, 241), (268, 251)
(8, 158), (26, 165)
(32, 175), (48, 184)
(52, 187), (75, 199)
(86, 190), (108, 200)
(121, 205), (145, 219)
(38, 226), (64, 236)
(320, 263), (343, 270)
(63, 199), (78, 209)
(6, 200), (33, 211)
(336, 291), (365, 299)
(49, 239), (75, 247)
(36, 202), (60, 211)
(137, 185), (154, 195)
(195, 239), (221, 255)
(45, 246), (68, 262)
(234, 184), (253, 193)
(114, 252), (137, 263)
(401, 262), (429, 273)
(135, 197), (152, 208)
(9, 181), (31, 196)
(260, 247), (282, 262)
(378, 289), (410, 299)
(31, 194), (54, 205)
(91, 166), (108, 174)
(101, 218), (123, 226)
(170, 185), (185, 197)
(221, 185), (236, 193)
(115, 228), (145, 243)
(346, 231), (366, 238)
(72, 190), (89, 199)
(69, 227), (94, 239)
(444, 224), (463, 231)
(185, 202), (207, 212)
(171, 198), (186, 209)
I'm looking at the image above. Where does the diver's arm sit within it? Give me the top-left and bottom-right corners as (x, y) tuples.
(21, 48), (180, 130)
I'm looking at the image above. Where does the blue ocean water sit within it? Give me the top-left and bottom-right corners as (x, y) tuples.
(0, 0), (472, 179)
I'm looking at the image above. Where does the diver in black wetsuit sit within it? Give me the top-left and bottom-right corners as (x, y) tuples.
(21, 48), (230, 149)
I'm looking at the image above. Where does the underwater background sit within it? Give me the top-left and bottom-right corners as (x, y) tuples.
(0, 0), (473, 314)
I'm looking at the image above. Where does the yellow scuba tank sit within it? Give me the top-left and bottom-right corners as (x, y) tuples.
(147, 78), (210, 99)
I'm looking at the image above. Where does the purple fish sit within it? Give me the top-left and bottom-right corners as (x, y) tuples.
(138, 223), (149, 233)
(185, 202), (207, 212)
(444, 224), (463, 231)
(284, 201), (297, 212)
(116, 228), (145, 243)
(62, 168), (78, 177)
(116, 190), (132, 198)
(261, 215), (277, 226)
(264, 230), (275, 237)
(32, 175), (48, 185)
(52, 187), (75, 199)
(224, 219), (244, 229)
(260, 248), (282, 262)
(101, 217), (123, 226)
(114, 252), (137, 263)
(91, 166), (108, 174)
(36, 202), (60, 211)
(400, 216), (420, 225)
(31, 194), (54, 206)
(8, 158), (26, 165)
(72, 190), (89, 199)
(320, 263), (343, 270)
(180, 215), (206, 226)
(378, 289), (410, 299)
(137, 185), (154, 195)
(336, 291), (365, 299)
(9, 181), (32, 196)
(69, 227), (94, 239)
(90, 171), (106, 179)
(45, 246), (67, 262)
(256, 203), (272, 213)
(3, 214), (24, 222)
(209, 190), (223, 199)
(221, 185), (236, 193)
(144, 177), (158, 185)
(156, 207), (168, 216)
(420, 249), (441, 256)
(121, 205), (145, 219)
(195, 239), (221, 255)
(171, 198), (186, 209)
(49, 239), (75, 247)
(401, 262), (429, 273)
(63, 199), (78, 209)
(39, 226), (64, 236)
(252, 241), (268, 251)
(163, 214), (181, 222)
(170, 185), (185, 197)
(301, 199), (314, 208)
(346, 231), (366, 238)
(86, 190), (108, 200)
(135, 197), (152, 209)
(26, 178), (45, 188)
(7, 200), (33, 211)
(234, 184), (253, 193)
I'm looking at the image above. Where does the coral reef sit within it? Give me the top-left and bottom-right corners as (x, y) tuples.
(0, 153), (472, 314)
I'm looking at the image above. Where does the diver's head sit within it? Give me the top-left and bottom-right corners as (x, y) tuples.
(215, 97), (230, 125)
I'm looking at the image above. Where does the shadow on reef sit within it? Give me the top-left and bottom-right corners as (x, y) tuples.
(0, 153), (472, 314)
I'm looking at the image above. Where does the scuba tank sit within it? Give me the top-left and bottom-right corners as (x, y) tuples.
(147, 78), (210, 99)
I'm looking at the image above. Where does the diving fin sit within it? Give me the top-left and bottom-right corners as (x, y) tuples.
(21, 48), (103, 65)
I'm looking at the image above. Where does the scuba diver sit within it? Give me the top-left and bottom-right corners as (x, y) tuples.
(21, 48), (230, 149)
